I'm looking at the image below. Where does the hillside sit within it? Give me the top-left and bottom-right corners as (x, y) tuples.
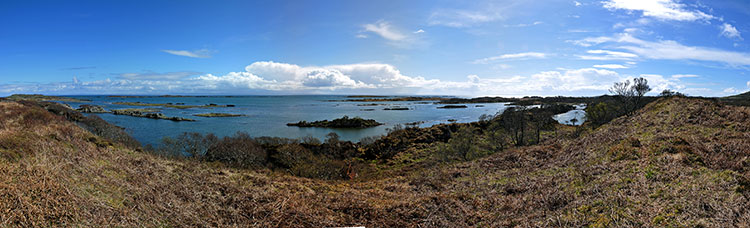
(1, 97), (750, 226)
(721, 91), (750, 106)
(726, 91), (750, 99)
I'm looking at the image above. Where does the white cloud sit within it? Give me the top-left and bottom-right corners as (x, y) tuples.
(494, 64), (512, 70)
(362, 21), (406, 41)
(578, 50), (638, 60)
(473, 52), (548, 64)
(360, 21), (425, 48)
(720, 23), (742, 39)
(671, 74), (698, 79)
(118, 71), (201, 80)
(636, 74), (685, 93)
(162, 49), (213, 58)
(568, 36), (615, 47)
(577, 33), (750, 67)
(593, 64), (629, 69)
(428, 9), (503, 28)
(505, 21), (543, 28)
(724, 87), (741, 94)
(0, 62), (698, 97)
(426, 2), (523, 28)
(574, 1), (582, 6)
(747, 81), (750, 88)
(602, 0), (714, 21)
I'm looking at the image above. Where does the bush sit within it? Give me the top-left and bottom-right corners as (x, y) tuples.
(205, 132), (267, 168)
(586, 102), (622, 126)
(160, 132), (218, 159)
(272, 144), (312, 169)
(300, 135), (321, 145)
(359, 135), (381, 145)
(17, 100), (141, 149)
(437, 126), (483, 161)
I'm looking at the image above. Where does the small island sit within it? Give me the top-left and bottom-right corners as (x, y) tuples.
(7, 94), (91, 102)
(77, 104), (109, 113)
(437, 105), (468, 109)
(112, 109), (195, 121)
(112, 102), (233, 109)
(287, 116), (382, 128)
(193, 113), (244, 117)
(335, 96), (449, 102)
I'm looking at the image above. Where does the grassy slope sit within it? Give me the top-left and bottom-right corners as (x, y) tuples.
(2, 97), (750, 227)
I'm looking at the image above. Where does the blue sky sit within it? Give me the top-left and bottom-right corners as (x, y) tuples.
(1, 0), (749, 97)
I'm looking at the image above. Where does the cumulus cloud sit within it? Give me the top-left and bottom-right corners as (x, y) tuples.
(473, 52), (548, 64)
(576, 33), (750, 67)
(162, 49), (213, 58)
(593, 64), (629, 69)
(636, 74), (685, 93)
(602, 0), (714, 21)
(0, 62), (697, 97)
(720, 23), (742, 39)
(726, 84), (750, 95)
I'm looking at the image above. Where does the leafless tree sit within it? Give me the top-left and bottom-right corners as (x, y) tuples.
(609, 77), (651, 115)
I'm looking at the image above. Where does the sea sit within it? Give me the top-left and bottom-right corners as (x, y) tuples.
(63, 95), (585, 146)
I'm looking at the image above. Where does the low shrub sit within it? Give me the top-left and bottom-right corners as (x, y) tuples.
(205, 132), (267, 168)
(437, 126), (484, 161)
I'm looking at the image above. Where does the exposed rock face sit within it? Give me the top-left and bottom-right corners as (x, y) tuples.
(77, 105), (109, 113)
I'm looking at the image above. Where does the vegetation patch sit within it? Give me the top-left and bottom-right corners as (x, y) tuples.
(437, 105), (468, 109)
(287, 116), (382, 128)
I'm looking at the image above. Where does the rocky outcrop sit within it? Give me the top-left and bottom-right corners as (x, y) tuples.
(77, 105), (109, 113)
(437, 105), (468, 109)
(112, 109), (195, 121)
(287, 116), (382, 128)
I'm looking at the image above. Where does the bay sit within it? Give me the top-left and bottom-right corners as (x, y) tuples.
(65, 95), (512, 146)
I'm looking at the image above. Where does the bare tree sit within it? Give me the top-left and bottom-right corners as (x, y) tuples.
(632, 77), (651, 111)
(609, 80), (632, 97)
(609, 77), (650, 115)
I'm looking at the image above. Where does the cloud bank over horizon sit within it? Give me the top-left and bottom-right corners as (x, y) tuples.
(0, 61), (701, 97)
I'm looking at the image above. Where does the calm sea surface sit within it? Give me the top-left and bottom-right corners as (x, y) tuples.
(65, 95), (514, 146)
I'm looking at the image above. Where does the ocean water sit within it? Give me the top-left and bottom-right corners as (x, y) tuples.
(64, 95), (513, 146)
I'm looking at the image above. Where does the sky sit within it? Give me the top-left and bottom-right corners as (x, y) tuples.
(1, 0), (749, 97)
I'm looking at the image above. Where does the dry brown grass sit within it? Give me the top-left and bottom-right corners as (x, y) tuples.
(1, 97), (750, 227)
